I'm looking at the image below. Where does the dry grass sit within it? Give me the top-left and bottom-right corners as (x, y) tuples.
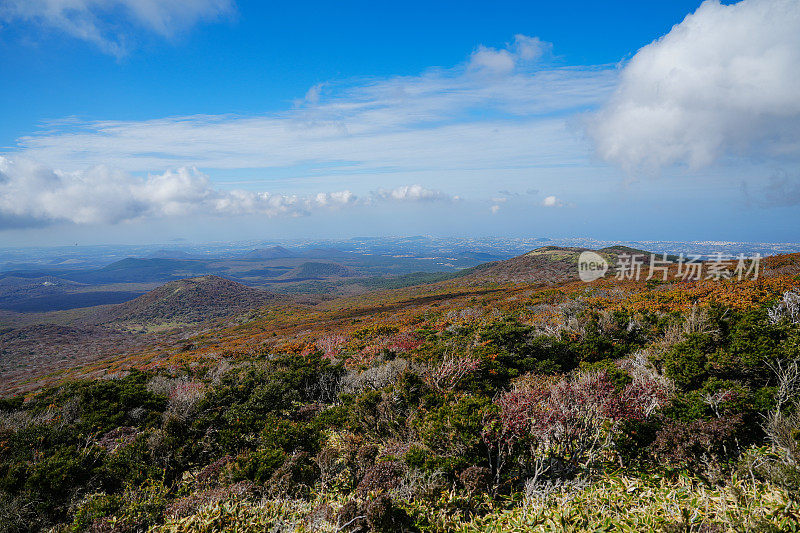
(408, 473), (800, 532)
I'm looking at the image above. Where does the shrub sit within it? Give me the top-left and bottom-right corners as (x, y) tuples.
(347, 390), (383, 436)
(459, 466), (492, 495)
(651, 415), (744, 471)
(758, 358), (800, 496)
(719, 309), (784, 370)
(391, 468), (447, 502)
(70, 492), (123, 532)
(87, 479), (170, 533)
(356, 443), (379, 473)
(193, 353), (341, 454)
(768, 290), (800, 325)
(163, 382), (205, 424)
(340, 359), (410, 394)
(415, 395), (489, 472)
(266, 451), (318, 498)
(42, 370), (167, 434)
(356, 461), (406, 497)
(662, 333), (714, 389)
(336, 500), (366, 532)
(365, 494), (415, 533)
(230, 448), (286, 484)
(424, 356), (480, 391)
(195, 456), (232, 487)
(483, 370), (661, 486)
(365, 495), (394, 532)
(478, 320), (577, 379)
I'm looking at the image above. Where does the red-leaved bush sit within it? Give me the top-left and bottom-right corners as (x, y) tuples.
(314, 334), (348, 360)
(482, 370), (667, 484)
(353, 332), (423, 366)
(623, 377), (671, 419)
(356, 461), (406, 496)
(385, 332), (423, 354)
(651, 414), (744, 470)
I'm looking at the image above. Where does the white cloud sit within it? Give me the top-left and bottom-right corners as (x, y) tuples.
(540, 195), (563, 207)
(589, 0), (800, 172)
(468, 34), (550, 75)
(300, 83), (326, 106)
(0, 0), (234, 56)
(490, 204), (501, 214)
(0, 156), (457, 228)
(513, 35), (549, 61)
(469, 46), (515, 75)
(0, 34), (614, 229)
(371, 184), (455, 203)
(313, 190), (356, 208)
(6, 35), (615, 178)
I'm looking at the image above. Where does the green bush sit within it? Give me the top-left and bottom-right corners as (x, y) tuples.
(663, 333), (714, 389)
(414, 395), (490, 474)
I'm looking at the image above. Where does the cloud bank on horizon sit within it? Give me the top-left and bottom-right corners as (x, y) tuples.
(0, 0), (798, 232)
(0, 157), (458, 227)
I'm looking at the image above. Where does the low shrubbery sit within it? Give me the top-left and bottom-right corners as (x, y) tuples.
(1, 293), (800, 531)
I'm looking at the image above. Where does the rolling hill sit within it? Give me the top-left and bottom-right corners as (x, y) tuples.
(98, 275), (279, 328)
(459, 245), (653, 284)
(286, 261), (357, 280)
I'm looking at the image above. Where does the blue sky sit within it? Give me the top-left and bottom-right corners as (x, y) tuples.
(0, 0), (798, 246)
(0, 0), (702, 142)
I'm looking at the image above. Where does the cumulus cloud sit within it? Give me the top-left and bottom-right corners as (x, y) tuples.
(0, 157), (453, 229)
(468, 34), (550, 74)
(0, 0), (234, 56)
(589, 0), (800, 172)
(469, 46), (515, 75)
(370, 184), (456, 203)
(540, 195), (565, 207)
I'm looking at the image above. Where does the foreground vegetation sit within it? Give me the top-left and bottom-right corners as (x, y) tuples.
(2, 259), (800, 532)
